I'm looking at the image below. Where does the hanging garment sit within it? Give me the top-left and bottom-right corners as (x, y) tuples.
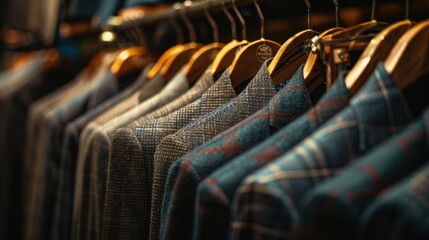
(230, 63), (415, 240)
(358, 159), (429, 240)
(300, 107), (429, 240)
(50, 63), (154, 240)
(103, 67), (234, 240)
(72, 67), (189, 240)
(23, 54), (123, 240)
(150, 60), (282, 240)
(159, 64), (313, 240)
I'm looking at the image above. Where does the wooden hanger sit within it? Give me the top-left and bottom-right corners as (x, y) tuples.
(385, 20), (429, 90)
(229, 0), (281, 88)
(4, 48), (60, 72)
(268, 29), (319, 86)
(184, 2), (225, 84)
(303, 27), (344, 92)
(268, 0), (319, 86)
(111, 46), (153, 78)
(346, 20), (413, 94)
(159, 3), (203, 82)
(147, 5), (189, 79)
(210, 0), (248, 79)
(303, 1), (343, 92)
(318, 0), (389, 88)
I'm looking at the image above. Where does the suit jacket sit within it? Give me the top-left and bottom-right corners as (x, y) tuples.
(160, 65), (312, 240)
(160, 69), (350, 240)
(0, 55), (71, 240)
(72, 68), (193, 240)
(50, 64), (153, 240)
(151, 60), (278, 240)
(73, 67), (213, 240)
(300, 107), (429, 240)
(359, 161), (429, 240)
(103, 68), (232, 240)
(23, 56), (120, 240)
(231, 63), (414, 240)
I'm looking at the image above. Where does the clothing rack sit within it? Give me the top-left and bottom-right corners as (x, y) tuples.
(105, 0), (254, 29)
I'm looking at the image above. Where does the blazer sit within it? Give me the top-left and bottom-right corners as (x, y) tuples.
(300, 107), (429, 240)
(151, 60), (278, 240)
(231, 63), (415, 240)
(103, 67), (232, 240)
(160, 65), (313, 240)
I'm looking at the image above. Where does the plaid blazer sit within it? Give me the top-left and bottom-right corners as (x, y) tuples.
(151, 60), (277, 240)
(358, 161), (429, 240)
(300, 108), (429, 240)
(231, 63), (414, 240)
(103, 68), (233, 240)
(72, 67), (207, 240)
(159, 65), (312, 240)
(165, 71), (349, 240)
(24, 64), (121, 240)
(50, 64), (153, 240)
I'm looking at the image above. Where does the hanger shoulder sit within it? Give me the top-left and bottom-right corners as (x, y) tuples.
(160, 42), (203, 82)
(385, 20), (429, 90)
(147, 44), (186, 79)
(303, 27), (345, 88)
(184, 42), (225, 84)
(229, 39), (281, 88)
(268, 29), (319, 86)
(345, 20), (413, 94)
(210, 40), (248, 78)
(111, 46), (152, 78)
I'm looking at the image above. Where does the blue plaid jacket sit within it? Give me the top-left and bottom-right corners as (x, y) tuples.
(231, 63), (414, 240)
(299, 107), (429, 240)
(189, 69), (351, 240)
(358, 160), (429, 240)
(160, 65), (312, 240)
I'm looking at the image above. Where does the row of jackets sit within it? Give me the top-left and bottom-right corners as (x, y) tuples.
(0, 48), (428, 240)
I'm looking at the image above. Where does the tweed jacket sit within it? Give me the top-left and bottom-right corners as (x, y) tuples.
(359, 161), (429, 240)
(50, 64), (153, 240)
(231, 63), (414, 240)
(72, 67), (213, 240)
(159, 65), (312, 240)
(72, 68), (188, 240)
(103, 68), (232, 240)
(300, 107), (429, 240)
(150, 60), (278, 240)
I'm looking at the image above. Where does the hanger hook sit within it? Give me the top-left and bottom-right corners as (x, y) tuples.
(171, 3), (185, 44)
(371, 0), (377, 20)
(405, 0), (410, 20)
(304, 0), (311, 29)
(204, 0), (219, 43)
(181, 0), (197, 43)
(253, 0), (265, 39)
(333, 0), (340, 27)
(222, 0), (237, 40)
(232, 0), (247, 40)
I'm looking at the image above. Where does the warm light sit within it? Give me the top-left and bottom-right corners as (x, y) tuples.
(100, 31), (116, 42)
